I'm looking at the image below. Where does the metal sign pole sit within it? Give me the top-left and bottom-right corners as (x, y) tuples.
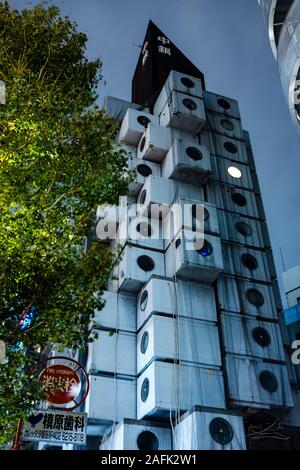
(12, 418), (22, 451)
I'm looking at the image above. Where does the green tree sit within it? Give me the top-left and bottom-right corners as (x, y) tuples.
(0, 2), (130, 445)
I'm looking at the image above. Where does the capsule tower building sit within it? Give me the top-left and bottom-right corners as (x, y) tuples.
(83, 21), (300, 450)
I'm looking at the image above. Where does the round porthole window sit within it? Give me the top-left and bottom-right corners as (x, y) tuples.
(140, 290), (148, 311)
(182, 98), (197, 111)
(224, 142), (238, 154)
(246, 288), (265, 308)
(140, 331), (149, 354)
(228, 166), (242, 179)
(241, 254), (258, 271)
(137, 164), (152, 177)
(137, 221), (152, 237)
(195, 239), (213, 257)
(191, 205), (209, 223)
(218, 98), (231, 110)
(186, 146), (203, 161)
(139, 136), (146, 153)
(180, 76), (195, 88)
(235, 221), (252, 237)
(137, 115), (151, 127)
(141, 378), (149, 402)
(231, 192), (247, 207)
(252, 327), (271, 347)
(175, 238), (181, 249)
(220, 119), (234, 131)
(137, 431), (159, 451)
(209, 418), (234, 445)
(137, 255), (155, 272)
(139, 189), (147, 205)
(259, 371), (278, 393)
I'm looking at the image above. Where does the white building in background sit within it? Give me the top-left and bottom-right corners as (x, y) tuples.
(40, 20), (300, 451)
(258, 0), (300, 132)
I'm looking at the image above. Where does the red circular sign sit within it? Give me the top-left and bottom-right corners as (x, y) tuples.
(39, 364), (81, 405)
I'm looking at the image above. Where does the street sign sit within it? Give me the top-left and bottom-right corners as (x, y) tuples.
(21, 409), (87, 446)
(39, 364), (81, 405)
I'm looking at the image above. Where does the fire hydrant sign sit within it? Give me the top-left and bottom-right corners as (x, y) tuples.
(21, 410), (87, 446)
(39, 364), (81, 405)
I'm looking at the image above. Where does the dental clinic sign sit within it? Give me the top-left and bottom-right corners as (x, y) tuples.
(21, 409), (87, 446)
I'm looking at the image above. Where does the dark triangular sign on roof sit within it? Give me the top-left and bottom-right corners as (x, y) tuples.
(132, 20), (205, 110)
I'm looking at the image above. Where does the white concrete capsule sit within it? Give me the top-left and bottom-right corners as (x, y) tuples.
(118, 108), (158, 147)
(93, 290), (136, 332)
(203, 90), (241, 119)
(137, 361), (226, 419)
(205, 110), (244, 141)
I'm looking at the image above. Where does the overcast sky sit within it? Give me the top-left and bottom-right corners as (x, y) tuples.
(9, 0), (300, 302)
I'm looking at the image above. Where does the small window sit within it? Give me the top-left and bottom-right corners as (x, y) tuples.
(235, 221), (252, 237)
(259, 371), (278, 393)
(139, 189), (147, 205)
(252, 327), (271, 347)
(140, 290), (148, 311)
(209, 418), (234, 445)
(227, 166), (242, 179)
(220, 119), (234, 131)
(175, 238), (181, 249)
(141, 378), (149, 402)
(195, 239), (213, 257)
(224, 142), (238, 154)
(137, 431), (159, 450)
(241, 254), (258, 271)
(137, 255), (155, 272)
(137, 222), (152, 237)
(182, 98), (197, 111)
(231, 192), (247, 207)
(137, 115), (151, 127)
(140, 331), (149, 354)
(137, 164), (152, 177)
(139, 136), (146, 152)
(218, 98), (231, 110)
(186, 146), (203, 161)
(246, 288), (265, 308)
(180, 77), (195, 88)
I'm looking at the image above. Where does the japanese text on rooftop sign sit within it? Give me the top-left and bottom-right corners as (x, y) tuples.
(21, 410), (87, 446)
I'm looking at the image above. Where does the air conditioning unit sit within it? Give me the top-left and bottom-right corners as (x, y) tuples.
(203, 91), (241, 119)
(158, 91), (206, 134)
(117, 244), (165, 293)
(118, 108), (158, 147)
(217, 276), (278, 320)
(137, 361), (226, 420)
(137, 315), (221, 374)
(163, 197), (219, 250)
(218, 209), (264, 248)
(222, 243), (271, 283)
(93, 290), (136, 332)
(221, 313), (285, 361)
(206, 182), (260, 218)
(206, 110), (244, 141)
(137, 176), (204, 220)
(100, 419), (172, 450)
(117, 214), (164, 252)
(165, 230), (224, 283)
(137, 124), (172, 163)
(137, 277), (217, 330)
(211, 156), (253, 191)
(225, 355), (294, 409)
(128, 158), (161, 194)
(154, 71), (204, 117)
(86, 329), (136, 376)
(162, 140), (211, 185)
(85, 375), (136, 422)
(210, 133), (248, 164)
(174, 409), (246, 450)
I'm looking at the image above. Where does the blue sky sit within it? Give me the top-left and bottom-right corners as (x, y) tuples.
(9, 0), (300, 300)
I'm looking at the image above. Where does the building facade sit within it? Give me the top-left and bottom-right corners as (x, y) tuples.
(40, 21), (300, 450)
(258, 0), (300, 131)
